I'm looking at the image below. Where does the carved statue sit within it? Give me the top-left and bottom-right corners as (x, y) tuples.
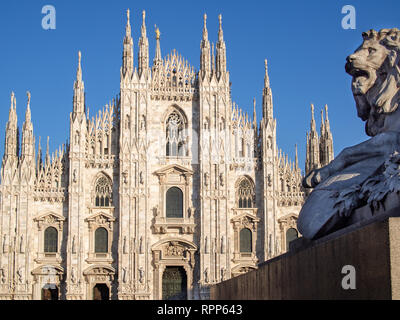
(123, 236), (127, 254)
(72, 236), (76, 254)
(0, 268), (6, 284)
(2, 235), (7, 254)
(204, 172), (209, 186)
(139, 236), (144, 254)
(204, 268), (209, 283)
(71, 267), (76, 284)
(17, 267), (23, 284)
(139, 171), (144, 185)
(73, 169), (77, 183)
(219, 172), (224, 187)
(299, 28), (400, 239)
(139, 267), (144, 284)
(19, 235), (24, 253)
(204, 236), (209, 254)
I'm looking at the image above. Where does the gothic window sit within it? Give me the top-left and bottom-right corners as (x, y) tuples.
(44, 227), (58, 253)
(240, 228), (252, 253)
(286, 228), (299, 251)
(166, 111), (186, 157)
(94, 175), (112, 207)
(237, 177), (255, 208)
(95, 227), (108, 253)
(166, 187), (183, 218)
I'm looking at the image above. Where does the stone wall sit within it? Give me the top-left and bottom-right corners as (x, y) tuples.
(211, 217), (400, 300)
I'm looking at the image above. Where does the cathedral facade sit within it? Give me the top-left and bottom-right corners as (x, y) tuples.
(0, 10), (332, 300)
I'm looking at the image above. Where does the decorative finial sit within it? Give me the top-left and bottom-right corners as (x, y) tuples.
(78, 51), (81, 66)
(27, 91), (31, 106)
(325, 104), (329, 117)
(155, 25), (160, 40)
(204, 13), (207, 27)
(127, 9), (130, 22)
(311, 103), (315, 120)
(142, 10), (146, 21)
(11, 91), (15, 109)
(219, 14), (222, 28)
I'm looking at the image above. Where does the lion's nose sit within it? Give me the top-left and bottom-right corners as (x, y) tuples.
(347, 54), (356, 63)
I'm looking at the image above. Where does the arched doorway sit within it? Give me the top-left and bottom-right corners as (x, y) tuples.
(162, 267), (187, 300)
(41, 284), (59, 300)
(93, 284), (110, 300)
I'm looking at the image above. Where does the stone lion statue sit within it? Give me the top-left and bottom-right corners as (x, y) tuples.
(298, 28), (400, 240)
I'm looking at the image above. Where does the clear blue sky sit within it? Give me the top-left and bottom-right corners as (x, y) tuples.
(0, 0), (399, 173)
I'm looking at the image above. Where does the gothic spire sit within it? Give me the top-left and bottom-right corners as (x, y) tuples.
(45, 136), (50, 167)
(138, 10), (149, 77)
(320, 109), (325, 137)
(310, 103), (317, 133)
(211, 43), (215, 75)
(200, 13), (211, 79)
(295, 144), (299, 169)
(4, 92), (18, 161)
(305, 103), (320, 174)
(264, 59), (270, 88)
(21, 91), (34, 161)
(37, 136), (42, 171)
(253, 98), (257, 129)
(262, 59), (274, 121)
(122, 9), (134, 78)
(25, 91), (31, 124)
(324, 104), (331, 133)
(215, 14), (227, 80)
(323, 104), (334, 165)
(153, 25), (162, 66)
(73, 51), (85, 116)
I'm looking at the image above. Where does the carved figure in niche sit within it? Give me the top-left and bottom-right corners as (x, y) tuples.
(17, 267), (23, 284)
(73, 169), (77, 183)
(204, 173), (209, 186)
(72, 236), (76, 254)
(204, 268), (209, 283)
(0, 268), (6, 284)
(139, 237), (144, 254)
(19, 235), (24, 253)
(139, 267), (144, 284)
(122, 267), (127, 283)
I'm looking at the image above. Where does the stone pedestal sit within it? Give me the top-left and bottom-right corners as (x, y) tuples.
(211, 215), (400, 300)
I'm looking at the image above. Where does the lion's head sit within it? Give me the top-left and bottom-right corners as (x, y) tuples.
(345, 28), (400, 136)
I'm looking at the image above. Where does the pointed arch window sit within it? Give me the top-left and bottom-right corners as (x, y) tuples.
(166, 187), (183, 218)
(166, 111), (186, 157)
(95, 227), (108, 253)
(240, 228), (252, 253)
(237, 177), (255, 208)
(44, 227), (58, 253)
(94, 175), (112, 207)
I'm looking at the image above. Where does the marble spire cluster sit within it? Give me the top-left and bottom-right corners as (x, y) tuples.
(305, 104), (334, 175)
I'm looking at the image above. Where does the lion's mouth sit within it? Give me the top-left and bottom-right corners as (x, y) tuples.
(348, 67), (370, 80)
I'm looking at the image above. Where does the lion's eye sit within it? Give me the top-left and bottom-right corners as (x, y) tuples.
(368, 47), (376, 54)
